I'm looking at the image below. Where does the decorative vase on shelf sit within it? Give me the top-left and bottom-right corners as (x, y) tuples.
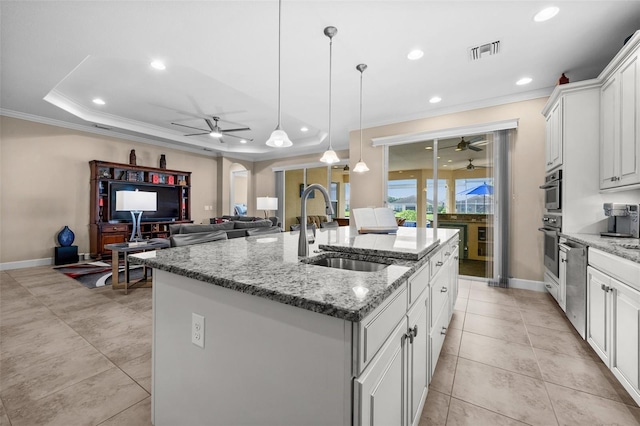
(160, 154), (166, 169)
(558, 73), (569, 85)
(129, 149), (137, 165)
(57, 226), (75, 247)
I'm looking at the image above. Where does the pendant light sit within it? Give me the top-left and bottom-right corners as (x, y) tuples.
(353, 63), (370, 173)
(320, 26), (340, 164)
(265, 0), (292, 148)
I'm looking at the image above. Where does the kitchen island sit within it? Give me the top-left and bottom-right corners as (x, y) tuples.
(130, 227), (459, 426)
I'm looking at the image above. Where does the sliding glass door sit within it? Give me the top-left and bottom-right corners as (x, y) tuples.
(387, 133), (505, 281)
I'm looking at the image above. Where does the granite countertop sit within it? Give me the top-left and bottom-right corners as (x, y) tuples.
(561, 233), (640, 264)
(129, 227), (458, 322)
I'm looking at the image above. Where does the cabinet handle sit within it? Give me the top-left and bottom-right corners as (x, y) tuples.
(445, 252), (451, 257)
(545, 284), (552, 289)
(454, 256), (459, 260)
(441, 326), (447, 335)
(600, 284), (612, 292)
(405, 325), (418, 344)
(441, 287), (448, 293)
(436, 261), (443, 267)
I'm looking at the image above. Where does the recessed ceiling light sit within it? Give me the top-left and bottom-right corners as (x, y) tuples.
(407, 49), (424, 60)
(443, 165), (448, 167)
(150, 60), (166, 70)
(425, 146), (433, 150)
(240, 139), (247, 144)
(429, 96), (442, 104)
(516, 77), (533, 85)
(534, 6), (559, 22)
(448, 160), (452, 162)
(437, 156), (441, 159)
(92, 98), (105, 105)
(301, 126), (308, 132)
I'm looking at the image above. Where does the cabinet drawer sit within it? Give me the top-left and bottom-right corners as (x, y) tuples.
(544, 271), (559, 302)
(101, 223), (129, 233)
(589, 248), (640, 292)
(430, 270), (449, 329)
(430, 305), (448, 377)
(430, 250), (444, 279)
(358, 284), (408, 371)
(408, 263), (429, 306)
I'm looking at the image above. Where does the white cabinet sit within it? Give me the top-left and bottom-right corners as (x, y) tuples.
(612, 280), (640, 393)
(587, 247), (640, 407)
(545, 98), (563, 171)
(587, 265), (612, 365)
(407, 288), (429, 426)
(599, 34), (640, 189)
(354, 317), (408, 426)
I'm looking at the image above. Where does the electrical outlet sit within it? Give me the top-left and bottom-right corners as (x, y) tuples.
(192, 313), (205, 348)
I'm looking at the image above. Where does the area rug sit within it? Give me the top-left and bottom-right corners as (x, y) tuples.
(54, 260), (144, 289)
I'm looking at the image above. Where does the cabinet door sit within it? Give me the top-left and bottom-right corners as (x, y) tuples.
(612, 279), (640, 392)
(600, 76), (618, 189)
(355, 318), (408, 426)
(407, 293), (428, 426)
(546, 99), (563, 171)
(587, 266), (611, 366)
(618, 52), (640, 187)
(558, 249), (567, 312)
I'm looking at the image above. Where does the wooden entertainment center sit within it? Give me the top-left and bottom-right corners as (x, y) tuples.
(89, 160), (192, 258)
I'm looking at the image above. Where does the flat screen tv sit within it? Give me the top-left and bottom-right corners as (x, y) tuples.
(109, 182), (180, 222)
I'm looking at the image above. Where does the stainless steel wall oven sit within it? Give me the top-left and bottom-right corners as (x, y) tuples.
(540, 169), (562, 212)
(539, 214), (562, 279)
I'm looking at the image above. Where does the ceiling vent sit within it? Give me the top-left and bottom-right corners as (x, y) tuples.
(469, 41), (500, 61)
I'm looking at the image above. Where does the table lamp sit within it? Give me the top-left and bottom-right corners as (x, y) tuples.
(116, 189), (157, 242)
(256, 196), (278, 218)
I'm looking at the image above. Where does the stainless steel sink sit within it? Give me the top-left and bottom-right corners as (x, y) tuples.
(308, 257), (389, 272)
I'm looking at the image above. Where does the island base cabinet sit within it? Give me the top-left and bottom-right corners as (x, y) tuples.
(354, 318), (408, 426)
(152, 270), (352, 426)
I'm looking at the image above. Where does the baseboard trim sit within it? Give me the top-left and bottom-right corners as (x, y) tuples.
(0, 257), (53, 271)
(509, 277), (546, 292)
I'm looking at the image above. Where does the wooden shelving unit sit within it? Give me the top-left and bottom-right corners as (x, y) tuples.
(89, 160), (192, 258)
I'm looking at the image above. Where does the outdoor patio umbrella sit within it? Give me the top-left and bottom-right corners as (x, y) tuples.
(458, 183), (494, 211)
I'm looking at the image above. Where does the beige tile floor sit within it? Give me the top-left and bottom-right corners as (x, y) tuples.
(2, 268), (640, 425)
(420, 278), (640, 426)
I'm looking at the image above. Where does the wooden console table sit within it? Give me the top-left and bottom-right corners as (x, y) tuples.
(104, 240), (169, 294)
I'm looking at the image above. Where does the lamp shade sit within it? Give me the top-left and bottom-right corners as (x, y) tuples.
(265, 129), (292, 148)
(116, 190), (157, 212)
(256, 197), (278, 211)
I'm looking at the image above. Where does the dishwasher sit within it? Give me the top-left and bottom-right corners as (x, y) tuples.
(560, 240), (587, 339)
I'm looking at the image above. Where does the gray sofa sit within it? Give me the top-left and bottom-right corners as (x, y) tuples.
(166, 216), (281, 247)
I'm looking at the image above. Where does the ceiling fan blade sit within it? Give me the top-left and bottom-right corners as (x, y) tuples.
(469, 145), (483, 152)
(171, 122), (210, 132)
(222, 133), (254, 141)
(221, 127), (251, 133)
(184, 132), (212, 136)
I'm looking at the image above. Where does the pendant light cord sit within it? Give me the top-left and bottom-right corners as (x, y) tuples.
(359, 69), (363, 161)
(328, 36), (333, 149)
(277, 0), (282, 129)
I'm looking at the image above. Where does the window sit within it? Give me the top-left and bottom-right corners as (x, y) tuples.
(387, 179), (417, 222)
(455, 178), (494, 214)
(425, 179), (448, 220)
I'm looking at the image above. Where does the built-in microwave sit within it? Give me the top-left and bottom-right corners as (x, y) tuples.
(540, 169), (562, 212)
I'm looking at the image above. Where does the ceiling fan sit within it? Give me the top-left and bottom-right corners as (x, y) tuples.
(454, 136), (484, 152)
(172, 117), (253, 143)
(459, 158), (489, 170)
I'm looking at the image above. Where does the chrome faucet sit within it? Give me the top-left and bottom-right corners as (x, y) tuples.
(298, 183), (334, 257)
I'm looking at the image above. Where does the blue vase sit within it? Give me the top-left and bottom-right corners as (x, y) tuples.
(57, 226), (75, 247)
